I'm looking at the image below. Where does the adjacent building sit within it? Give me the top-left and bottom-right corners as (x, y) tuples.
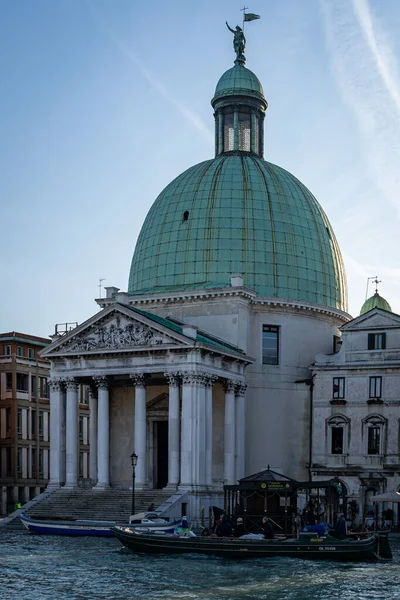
(0, 331), (90, 514)
(312, 293), (400, 525)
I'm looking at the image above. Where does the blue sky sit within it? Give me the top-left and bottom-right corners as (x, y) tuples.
(2, 0), (400, 337)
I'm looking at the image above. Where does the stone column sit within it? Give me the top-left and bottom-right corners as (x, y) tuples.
(93, 376), (110, 489)
(89, 386), (98, 485)
(64, 378), (79, 489)
(180, 372), (208, 489)
(165, 372), (180, 488)
(196, 375), (207, 487)
(131, 374), (147, 488)
(224, 380), (236, 485)
(205, 375), (217, 486)
(235, 382), (247, 482)
(48, 379), (65, 488)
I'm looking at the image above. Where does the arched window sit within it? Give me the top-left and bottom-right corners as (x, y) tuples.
(326, 415), (350, 455)
(362, 414), (386, 455)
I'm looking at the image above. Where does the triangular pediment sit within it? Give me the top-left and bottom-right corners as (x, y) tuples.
(42, 303), (194, 357)
(147, 393), (169, 411)
(341, 308), (400, 332)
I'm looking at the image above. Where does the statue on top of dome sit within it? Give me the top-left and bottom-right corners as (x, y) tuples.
(226, 22), (246, 62)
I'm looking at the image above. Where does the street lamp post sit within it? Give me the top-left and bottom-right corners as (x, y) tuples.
(130, 452), (138, 516)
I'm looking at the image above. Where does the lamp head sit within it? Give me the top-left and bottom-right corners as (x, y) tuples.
(130, 452), (138, 468)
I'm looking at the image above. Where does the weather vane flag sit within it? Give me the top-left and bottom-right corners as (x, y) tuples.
(227, 8), (260, 64)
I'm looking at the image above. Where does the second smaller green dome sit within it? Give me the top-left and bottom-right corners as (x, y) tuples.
(212, 63), (266, 104)
(360, 292), (392, 315)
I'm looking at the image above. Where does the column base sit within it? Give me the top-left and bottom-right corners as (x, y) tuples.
(62, 483), (79, 490)
(93, 483), (111, 490)
(165, 483), (179, 492)
(46, 482), (62, 490)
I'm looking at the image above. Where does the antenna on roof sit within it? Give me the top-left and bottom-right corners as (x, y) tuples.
(98, 278), (106, 298)
(365, 275), (379, 299)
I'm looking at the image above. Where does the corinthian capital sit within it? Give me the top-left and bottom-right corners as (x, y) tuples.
(93, 376), (109, 390)
(130, 373), (148, 388)
(65, 378), (79, 392)
(235, 382), (248, 396)
(204, 375), (218, 388)
(164, 372), (181, 387)
(48, 378), (64, 393)
(180, 371), (209, 387)
(223, 379), (236, 394)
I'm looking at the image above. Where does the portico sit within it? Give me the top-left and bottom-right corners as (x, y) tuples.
(43, 302), (253, 494)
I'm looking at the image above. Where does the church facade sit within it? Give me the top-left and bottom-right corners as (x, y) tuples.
(41, 32), (354, 518)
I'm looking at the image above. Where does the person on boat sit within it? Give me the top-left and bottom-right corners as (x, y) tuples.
(216, 515), (233, 537)
(147, 502), (155, 512)
(212, 506), (225, 532)
(233, 517), (245, 538)
(329, 513), (347, 540)
(262, 517), (275, 539)
(305, 520), (326, 536)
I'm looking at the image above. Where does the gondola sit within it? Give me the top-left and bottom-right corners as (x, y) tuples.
(112, 527), (392, 561)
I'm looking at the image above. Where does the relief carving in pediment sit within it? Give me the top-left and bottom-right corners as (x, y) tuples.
(58, 315), (175, 353)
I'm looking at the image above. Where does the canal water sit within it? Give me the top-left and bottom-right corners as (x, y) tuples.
(0, 532), (399, 600)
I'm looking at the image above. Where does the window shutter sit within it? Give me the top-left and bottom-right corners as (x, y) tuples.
(368, 333), (374, 349)
(381, 332), (386, 349)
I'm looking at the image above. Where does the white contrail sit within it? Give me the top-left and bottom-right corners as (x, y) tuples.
(85, 1), (213, 144)
(320, 0), (400, 218)
(353, 0), (400, 115)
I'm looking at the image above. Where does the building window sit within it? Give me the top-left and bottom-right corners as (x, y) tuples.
(31, 409), (36, 437)
(368, 332), (386, 350)
(31, 376), (37, 397)
(262, 325), (279, 365)
(331, 427), (344, 454)
(39, 411), (44, 441)
(17, 408), (23, 439)
(17, 448), (22, 476)
(28, 348), (35, 359)
(223, 112), (234, 151)
(31, 448), (37, 478)
(16, 373), (29, 392)
(363, 415), (386, 455)
(327, 415), (349, 455)
(39, 449), (44, 478)
(332, 377), (345, 399)
(6, 447), (12, 476)
(4, 345), (11, 356)
(369, 376), (382, 399)
(6, 373), (12, 391)
(39, 377), (49, 398)
(368, 427), (381, 455)
(5, 408), (11, 435)
(17, 346), (24, 357)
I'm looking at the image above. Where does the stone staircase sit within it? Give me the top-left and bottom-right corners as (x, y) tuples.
(24, 488), (173, 523)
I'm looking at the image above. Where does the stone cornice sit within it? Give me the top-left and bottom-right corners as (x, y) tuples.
(96, 290), (350, 323)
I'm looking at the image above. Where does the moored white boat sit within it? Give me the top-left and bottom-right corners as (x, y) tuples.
(20, 512), (180, 537)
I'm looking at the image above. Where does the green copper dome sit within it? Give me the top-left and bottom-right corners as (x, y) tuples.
(212, 63), (266, 104)
(360, 292), (392, 315)
(128, 153), (347, 311)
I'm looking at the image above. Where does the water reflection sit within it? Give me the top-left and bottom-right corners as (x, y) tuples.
(0, 533), (398, 600)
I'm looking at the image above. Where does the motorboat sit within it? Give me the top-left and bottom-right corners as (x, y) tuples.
(111, 528), (392, 561)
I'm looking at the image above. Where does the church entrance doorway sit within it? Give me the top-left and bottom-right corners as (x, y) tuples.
(155, 420), (168, 489)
